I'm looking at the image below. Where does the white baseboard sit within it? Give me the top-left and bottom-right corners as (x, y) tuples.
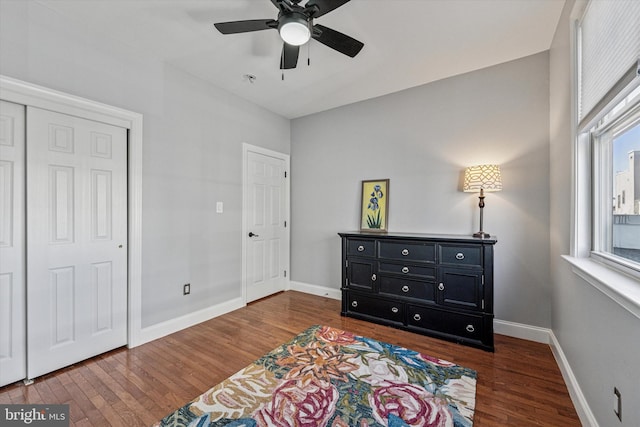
(549, 331), (599, 427)
(132, 297), (245, 347)
(493, 318), (551, 344)
(288, 281), (341, 300)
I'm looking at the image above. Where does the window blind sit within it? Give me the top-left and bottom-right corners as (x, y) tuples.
(579, 0), (640, 123)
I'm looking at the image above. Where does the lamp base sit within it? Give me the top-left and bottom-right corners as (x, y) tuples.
(473, 231), (491, 238)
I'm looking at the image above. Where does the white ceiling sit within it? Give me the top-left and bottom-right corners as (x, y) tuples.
(36, 0), (565, 119)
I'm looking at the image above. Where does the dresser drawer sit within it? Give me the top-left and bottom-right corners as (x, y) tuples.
(345, 293), (404, 323)
(347, 239), (375, 257)
(439, 245), (482, 267)
(379, 262), (435, 279)
(407, 305), (483, 341)
(379, 276), (436, 302)
(378, 241), (436, 263)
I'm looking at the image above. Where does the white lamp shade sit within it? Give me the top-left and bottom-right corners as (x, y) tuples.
(463, 164), (502, 192)
(279, 21), (310, 46)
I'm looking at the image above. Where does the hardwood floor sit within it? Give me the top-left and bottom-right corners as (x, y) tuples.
(0, 291), (580, 426)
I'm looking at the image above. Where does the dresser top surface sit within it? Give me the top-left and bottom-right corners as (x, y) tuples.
(338, 231), (497, 244)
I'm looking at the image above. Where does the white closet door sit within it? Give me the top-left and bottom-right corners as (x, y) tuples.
(0, 100), (26, 386)
(246, 151), (287, 302)
(26, 106), (128, 379)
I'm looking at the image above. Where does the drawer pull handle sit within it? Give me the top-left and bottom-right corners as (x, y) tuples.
(351, 301), (358, 308)
(401, 249), (409, 256)
(413, 314), (421, 321)
(401, 285), (409, 293)
(357, 245), (365, 252)
(391, 307), (399, 313)
(438, 283), (445, 291)
(456, 252), (465, 260)
(371, 274), (377, 281)
(466, 324), (475, 333)
(401, 267), (410, 274)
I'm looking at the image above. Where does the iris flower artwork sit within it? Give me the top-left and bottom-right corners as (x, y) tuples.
(360, 179), (389, 232)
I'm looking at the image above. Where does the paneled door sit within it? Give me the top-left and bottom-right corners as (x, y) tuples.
(245, 150), (288, 302)
(0, 100), (27, 386)
(26, 106), (128, 379)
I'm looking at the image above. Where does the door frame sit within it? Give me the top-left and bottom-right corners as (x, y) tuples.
(0, 75), (145, 347)
(241, 143), (290, 304)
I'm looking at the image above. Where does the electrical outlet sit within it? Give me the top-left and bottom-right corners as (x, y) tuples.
(614, 387), (622, 422)
(183, 283), (190, 295)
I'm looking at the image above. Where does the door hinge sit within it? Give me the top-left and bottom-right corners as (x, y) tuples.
(284, 270), (287, 278)
(345, 260), (348, 268)
(284, 220), (287, 228)
(284, 171), (287, 178)
(481, 275), (485, 285)
(482, 299), (485, 310)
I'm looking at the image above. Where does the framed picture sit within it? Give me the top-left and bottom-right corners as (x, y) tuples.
(360, 179), (389, 232)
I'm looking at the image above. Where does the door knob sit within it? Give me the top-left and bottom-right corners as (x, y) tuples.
(248, 232), (259, 237)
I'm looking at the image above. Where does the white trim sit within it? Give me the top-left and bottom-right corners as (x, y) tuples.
(0, 75), (145, 348)
(549, 330), (599, 427)
(493, 319), (551, 344)
(563, 255), (640, 320)
(241, 143), (290, 305)
(570, 3), (586, 258)
(135, 297), (245, 346)
(288, 281), (342, 300)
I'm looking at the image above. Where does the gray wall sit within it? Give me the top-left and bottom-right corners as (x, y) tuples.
(291, 52), (551, 328)
(549, 1), (640, 425)
(0, 0), (290, 328)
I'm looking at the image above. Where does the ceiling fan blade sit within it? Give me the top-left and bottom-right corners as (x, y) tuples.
(214, 19), (277, 34)
(280, 43), (300, 69)
(305, 0), (351, 18)
(312, 24), (363, 57)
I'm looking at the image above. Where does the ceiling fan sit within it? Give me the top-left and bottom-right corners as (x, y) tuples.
(213, 0), (364, 70)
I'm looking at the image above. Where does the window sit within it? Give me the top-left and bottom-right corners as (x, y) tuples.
(572, 0), (640, 280)
(590, 90), (640, 270)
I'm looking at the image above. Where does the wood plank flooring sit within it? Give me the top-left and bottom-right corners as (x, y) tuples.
(0, 291), (580, 426)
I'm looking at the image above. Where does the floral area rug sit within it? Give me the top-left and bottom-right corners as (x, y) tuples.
(153, 325), (477, 427)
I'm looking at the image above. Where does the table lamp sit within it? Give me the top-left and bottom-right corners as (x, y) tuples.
(463, 164), (502, 238)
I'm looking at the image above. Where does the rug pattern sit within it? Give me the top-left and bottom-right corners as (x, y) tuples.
(153, 325), (477, 427)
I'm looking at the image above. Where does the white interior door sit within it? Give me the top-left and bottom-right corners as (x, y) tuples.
(26, 106), (128, 379)
(0, 100), (27, 386)
(245, 149), (288, 302)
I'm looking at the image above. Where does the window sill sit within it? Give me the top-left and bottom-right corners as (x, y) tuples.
(563, 255), (640, 320)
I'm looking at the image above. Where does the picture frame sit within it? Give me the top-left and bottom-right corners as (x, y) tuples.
(360, 179), (389, 232)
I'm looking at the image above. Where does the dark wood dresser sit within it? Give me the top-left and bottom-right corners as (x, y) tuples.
(339, 232), (497, 351)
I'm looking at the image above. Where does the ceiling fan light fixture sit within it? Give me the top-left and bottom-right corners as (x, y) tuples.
(279, 13), (310, 46)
